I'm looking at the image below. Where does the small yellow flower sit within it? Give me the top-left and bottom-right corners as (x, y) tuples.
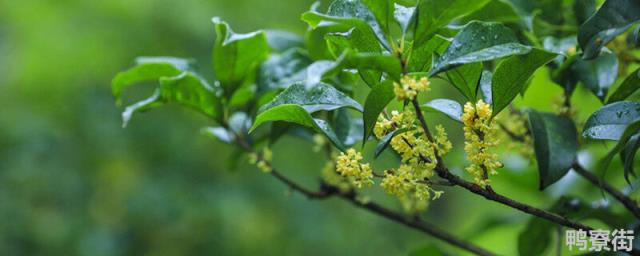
(394, 76), (431, 100)
(463, 100), (502, 186)
(336, 148), (374, 188)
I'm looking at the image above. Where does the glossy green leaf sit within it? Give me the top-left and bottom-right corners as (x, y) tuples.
(445, 63), (483, 101)
(572, 0), (596, 25)
(583, 101), (640, 140)
(363, 0), (394, 37)
(257, 48), (312, 93)
(265, 30), (304, 53)
(413, 0), (490, 46)
(479, 70), (493, 104)
(571, 49), (619, 101)
(212, 17), (270, 93)
(112, 57), (193, 105)
(621, 134), (640, 178)
(259, 82), (362, 114)
(347, 53), (402, 82)
(325, 28), (382, 86)
(628, 25), (640, 48)
(597, 120), (640, 181)
(394, 3), (415, 34)
(607, 68), (640, 103)
(301, 0), (388, 50)
(250, 104), (345, 150)
(363, 80), (395, 143)
(430, 21), (531, 76)
(407, 35), (450, 73)
(459, 0), (522, 24)
(375, 128), (409, 158)
(423, 99), (463, 122)
(527, 111), (577, 190)
(335, 109), (364, 147)
(259, 83), (362, 113)
(122, 72), (222, 127)
(578, 0), (640, 59)
(492, 48), (557, 116)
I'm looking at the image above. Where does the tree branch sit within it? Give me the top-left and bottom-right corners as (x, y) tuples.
(410, 99), (593, 231)
(572, 163), (640, 219)
(268, 168), (495, 256)
(233, 135), (495, 256)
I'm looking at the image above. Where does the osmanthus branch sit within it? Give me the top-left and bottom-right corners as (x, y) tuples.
(269, 169), (496, 256)
(498, 124), (640, 219)
(409, 99), (594, 231)
(232, 135), (496, 256)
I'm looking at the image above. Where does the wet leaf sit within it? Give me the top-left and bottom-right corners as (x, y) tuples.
(583, 101), (640, 141)
(578, 0), (640, 59)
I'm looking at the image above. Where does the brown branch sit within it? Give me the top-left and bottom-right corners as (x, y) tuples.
(572, 163), (640, 219)
(233, 134), (495, 256)
(267, 169), (495, 256)
(409, 99), (593, 231)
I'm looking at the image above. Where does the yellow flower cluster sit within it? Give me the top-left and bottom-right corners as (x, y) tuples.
(249, 147), (273, 173)
(373, 108), (451, 213)
(394, 75), (430, 100)
(462, 100), (502, 187)
(336, 149), (374, 188)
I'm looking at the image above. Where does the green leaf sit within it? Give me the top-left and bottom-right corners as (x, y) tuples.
(527, 111), (578, 190)
(264, 30), (304, 53)
(112, 57), (193, 105)
(301, 0), (388, 50)
(479, 70), (493, 104)
(122, 72), (222, 127)
(571, 49), (619, 101)
(407, 35), (450, 73)
(363, 80), (395, 143)
(517, 217), (552, 256)
(259, 82), (362, 114)
(212, 17), (270, 93)
(583, 101), (640, 141)
(597, 120), (640, 181)
(572, 0), (596, 25)
(325, 28), (382, 86)
(250, 104), (345, 150)
(578, 0), (640, 59)
(492, 48), (557, 116)
(423, 99), (463, 122)
(621, 134), (640, 178)
(444, 63), (483, 101)
(394, 3), (415, 34)
(407, 245), (446, 256)
(518, 197), (589, 256)
(257, 48), (312, 93)
(628, 25), (640, 48)
(363, 0), (394, 37)
(335, 109), (364, 147)
(375, 128), (409, 158)
(413, 0), (490, 46)
(344, 52), (402, 82)
(459, 0), (522, 24)
(430, 21), (531, 76)
(607, 68), (640, 103)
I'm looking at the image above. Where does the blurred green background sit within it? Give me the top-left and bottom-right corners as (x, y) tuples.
(0, 0), (635, 255)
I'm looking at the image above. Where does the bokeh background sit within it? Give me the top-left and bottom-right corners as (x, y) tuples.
(0, 0), (636, 255)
